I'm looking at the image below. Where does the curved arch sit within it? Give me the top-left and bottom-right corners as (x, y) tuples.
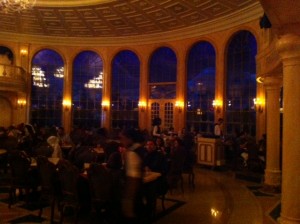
(30, 49), (65, 127)
(111, 50), (140, 130)
(186, 41), (216, 134)
(72, 50), (103, 128)
(225, 30), (257, 136)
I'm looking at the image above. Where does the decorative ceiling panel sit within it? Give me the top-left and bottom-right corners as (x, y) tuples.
(0, 0), (259, 38)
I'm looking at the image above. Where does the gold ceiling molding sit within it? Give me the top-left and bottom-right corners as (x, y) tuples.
(36, 0), (116, 7)
(0, 0), (263, 46)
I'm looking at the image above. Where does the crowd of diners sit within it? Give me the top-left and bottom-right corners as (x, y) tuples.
(0, 122), (196, 223)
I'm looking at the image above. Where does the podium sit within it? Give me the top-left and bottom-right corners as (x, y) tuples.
(196, 137), (225, 167)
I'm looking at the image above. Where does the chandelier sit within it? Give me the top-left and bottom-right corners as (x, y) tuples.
(0, 0), (36, 13)
(54, 67), (64, 78)
(32, 66), (49, 88)
(84, 72), (103, 89)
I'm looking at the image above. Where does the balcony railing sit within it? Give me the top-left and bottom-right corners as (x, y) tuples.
(0, 63), (28, 92)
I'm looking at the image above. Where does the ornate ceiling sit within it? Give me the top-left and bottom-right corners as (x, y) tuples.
(0, 0), (261, 40)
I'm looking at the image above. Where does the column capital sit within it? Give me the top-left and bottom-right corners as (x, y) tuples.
(276, 34), (300, 61)
(263, 76), (282, 89)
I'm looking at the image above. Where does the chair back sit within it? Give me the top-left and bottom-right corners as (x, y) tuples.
(57, 159), (79, 200)
(8, 150), (31, 185)
(36, 156), (57, 194)
(87, 163), (113, 205)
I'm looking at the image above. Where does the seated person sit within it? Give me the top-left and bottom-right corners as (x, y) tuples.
(144, 139), (167, 174)
(105, 141), (123, 170)
(47, 136), (63, 159)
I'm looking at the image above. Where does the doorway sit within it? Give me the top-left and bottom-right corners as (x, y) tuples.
(149, 100), (175, 133)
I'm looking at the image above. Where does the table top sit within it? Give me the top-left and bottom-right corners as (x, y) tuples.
(143, 171), (161, 183)
(0, 149), (7, 155)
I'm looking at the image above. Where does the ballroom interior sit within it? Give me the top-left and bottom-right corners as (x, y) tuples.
(1, 0), (300, 223)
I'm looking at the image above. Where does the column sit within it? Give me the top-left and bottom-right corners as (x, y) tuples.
(263, 76), (282, 193)
(176, 47), (186, 133)
(138, 55), (149, 130)
(276, 34), (300, 224)
(62, 58), (72, 134)
(101, 54), (113, 130)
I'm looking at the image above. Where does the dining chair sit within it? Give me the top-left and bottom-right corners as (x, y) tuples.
(57, 159), (80, 224)
(7, 150), (37, 208)
(36, 155), (59, 223)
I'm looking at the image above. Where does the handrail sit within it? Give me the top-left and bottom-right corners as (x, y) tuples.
(0, 63), (27, 83)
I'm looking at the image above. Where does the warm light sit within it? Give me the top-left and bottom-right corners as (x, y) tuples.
(256, 76), (264, 84)
(62, 100), (71, 111)
(32, 66), (49, 88)
(0, 0), (36, 13)
(212, 99), (222, 113)
(101, 100), (109, 111)
(54, 67), (64, 78)
(210, 208), (220, 218)
(253, 98), (264, 113)
(17, 99), (26, 109)
(138, 101), (147, 112)
(84, 72), (103, 89)
(175, 101), (184, 113)
(20, 49), (28, 56)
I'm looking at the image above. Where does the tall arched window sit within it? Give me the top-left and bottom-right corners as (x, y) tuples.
(30, 49), (64, 127)
(226, 30), (257, 136)
(111, 50), (140, 130)
(149, 47), (177, 131)
(186, 41), (216, 135)
(72, 51), (103, 129)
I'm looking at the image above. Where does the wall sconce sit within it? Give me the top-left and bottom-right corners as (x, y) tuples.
(20, 49), (28, 56)
(253, 98), (264, 113)
(62, 100), (71, 111)
(138, 101), (147, 112)
(101, 101), (109, 111)
(212, 99), (222, 113)
(17, 99), (26, 109)
(175, 101), (184, 113)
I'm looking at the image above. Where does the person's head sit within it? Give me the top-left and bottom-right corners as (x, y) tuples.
(146, 140), (156, 153)
(218, 118), (224, 124)
(152, 117), (162, 126)
(119, 128), (145, 147)
(156, 136), (164, 147)
(57, 127), (65, 135)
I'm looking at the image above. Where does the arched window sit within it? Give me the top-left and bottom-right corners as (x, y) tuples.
(226, 30), (257, 136)
(30, 49), (64, 127)
(111, 50), (140, 130)
(149, 47), (177, 131)
(186, 41), (216, 135)
(72, 51), (103, 129)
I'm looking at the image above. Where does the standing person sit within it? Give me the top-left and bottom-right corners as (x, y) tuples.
(214, 118), (224, 138)
(119, 128), (146, 224)
(152, 117), (162, 138)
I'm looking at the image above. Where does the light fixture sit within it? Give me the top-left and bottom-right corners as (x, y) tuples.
(32, 66), (49, 88)
(20, 49), (27, 56)
(138, 101), (147, 112)
(0, 0), (36, 13)
(101, 100), (109, 111)
(256, 76), (264, 84)
(17, 99), (26, 109)
(84, 72), (103, 89)
(253, 98), (264, 113)
(212, 99), (222, 113)
(62, 100), (71, 111)
(54, 67), (64, 78)
(175, 101), (184, 113)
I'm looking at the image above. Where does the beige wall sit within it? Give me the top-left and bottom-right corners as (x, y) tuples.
(0, 19), (264, 138)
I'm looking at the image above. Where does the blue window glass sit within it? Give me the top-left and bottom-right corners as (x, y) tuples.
(72, 51), (103, 129)
(226, 30), (257, 136)
(111, 50), (140, 130)
(30, 49), (64, 127)
(186, 41), (216, 135)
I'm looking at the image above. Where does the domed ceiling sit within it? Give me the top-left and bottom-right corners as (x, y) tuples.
(0, 0), (261, 39)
